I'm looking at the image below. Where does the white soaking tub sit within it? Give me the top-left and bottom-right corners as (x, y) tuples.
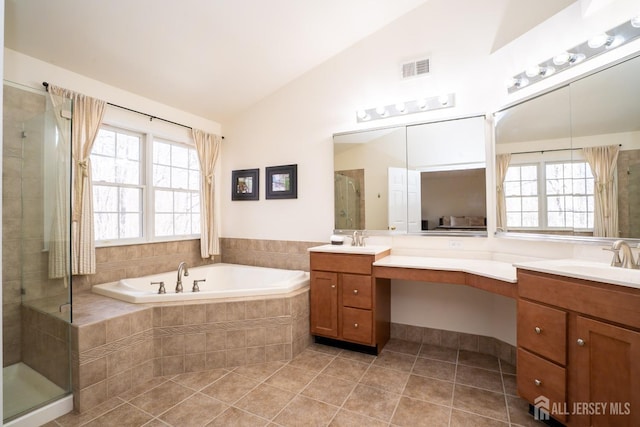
(92, 263), (310, 303)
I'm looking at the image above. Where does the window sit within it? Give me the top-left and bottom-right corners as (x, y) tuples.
(91, 125), (201, 245)
(92, 127), (143, 241)
(505, 161), (594, 230)
(152, 140), (200, 237)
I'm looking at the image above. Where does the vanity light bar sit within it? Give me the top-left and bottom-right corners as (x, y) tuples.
(507, 16), (640, 93)
(356, 93), (455, 122)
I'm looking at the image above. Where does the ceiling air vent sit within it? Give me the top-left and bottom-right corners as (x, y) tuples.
(402, 58), (430, 79)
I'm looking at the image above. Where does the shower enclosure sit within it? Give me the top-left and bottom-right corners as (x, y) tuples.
(334, 170), (364, 230)
(2, 82), (73, 423)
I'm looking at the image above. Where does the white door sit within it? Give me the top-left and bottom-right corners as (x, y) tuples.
(407, 169), (422, 232)
(388, 167), (407, 232)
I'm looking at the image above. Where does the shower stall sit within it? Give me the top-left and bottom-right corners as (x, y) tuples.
(334, 170), (364, 230)
(2, 82), (73, 423)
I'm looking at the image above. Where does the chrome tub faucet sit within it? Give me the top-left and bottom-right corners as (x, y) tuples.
(176, 262), (189, 292)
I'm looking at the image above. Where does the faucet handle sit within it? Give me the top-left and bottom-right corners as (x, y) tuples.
(151, 281), (166, 294)
(603, 247), (622, 267)
(192, 279), (206, 292)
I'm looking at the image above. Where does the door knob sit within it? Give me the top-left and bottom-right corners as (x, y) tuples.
(353, 289), (359, 295)
(534, 326), (542, 334)
(577, 338), (585, 346)
(534, 379), (542, 386)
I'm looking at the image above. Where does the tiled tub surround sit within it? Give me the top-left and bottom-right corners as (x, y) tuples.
(70, 289), (311, 413)
(54, 338), (540, 427)
(220, 237), (324, 271)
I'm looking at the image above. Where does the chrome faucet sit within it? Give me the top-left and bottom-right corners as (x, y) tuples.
(176, 262), (189, 292)
(608, 240), (639, 269)
(349, 230), (367, 247)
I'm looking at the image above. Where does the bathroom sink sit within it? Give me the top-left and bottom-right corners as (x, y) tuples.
(308, 244), (391, 256)
(514, 259), (640, 289)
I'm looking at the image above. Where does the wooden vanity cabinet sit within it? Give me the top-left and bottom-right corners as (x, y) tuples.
(310, 250), (390, 353)
(517, 270), (640, 426)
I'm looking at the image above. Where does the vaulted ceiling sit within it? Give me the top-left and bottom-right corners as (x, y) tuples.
(5, 0), (575, 123)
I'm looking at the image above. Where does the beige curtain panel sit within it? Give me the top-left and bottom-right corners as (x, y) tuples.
(495, 153), (511, 232)
(49, 85), (106, 275)
(193, 129), (222, 258)
(583, 145), (620, 238)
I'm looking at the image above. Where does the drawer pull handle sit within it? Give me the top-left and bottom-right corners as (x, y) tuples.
(534, 326), (542, 334)
(534, 379), (542, 387)
(354, 323), (359, 328)
(353, 289), (359, 295)
(577, 338), (585, 346)
(331, 284), (336, 288)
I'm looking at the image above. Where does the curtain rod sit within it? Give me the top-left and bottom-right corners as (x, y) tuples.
(511, 144), (621, 156)
(42, 82), (224, 139)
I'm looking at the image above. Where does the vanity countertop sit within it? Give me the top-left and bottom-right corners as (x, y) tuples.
(513, 258), (640, 290)
(373, 255), (518, 283)
(308, 244), (392, 256)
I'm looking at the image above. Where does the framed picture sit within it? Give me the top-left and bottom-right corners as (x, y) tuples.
(266, 164), (297, 199)
(231, 168), (259, 200)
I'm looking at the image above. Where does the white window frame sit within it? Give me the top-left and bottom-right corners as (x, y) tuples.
(505, 159), (594, 231)
(92, 123), (201, 247)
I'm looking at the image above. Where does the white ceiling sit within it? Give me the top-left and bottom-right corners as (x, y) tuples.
(5, 0), (575, 124)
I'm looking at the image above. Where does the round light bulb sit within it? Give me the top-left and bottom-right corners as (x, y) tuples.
(525, 66), (541, 77)
(438, 95), (449, 106)
(588, 33), (612, 49)
(632, 16), (640, 28)
(375, 106), (388, 117)
(356, 110), (369, 120)
(553, 52), (570, 66)
(395, 102), (406, 113)
(416, 99), (428, 110)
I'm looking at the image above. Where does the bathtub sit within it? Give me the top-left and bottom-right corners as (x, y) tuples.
(92, 263), (310, 303)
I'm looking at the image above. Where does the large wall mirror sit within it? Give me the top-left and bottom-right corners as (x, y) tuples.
(495, 53), (640, 241)
(334, 115), (487, 235)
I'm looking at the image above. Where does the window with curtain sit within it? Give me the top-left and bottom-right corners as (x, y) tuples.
(152, 140), (201, 237)
(505, 161), (594, 230)
(90, 125), (201, 245)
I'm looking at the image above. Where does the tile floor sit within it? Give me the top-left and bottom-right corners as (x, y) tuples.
(49, 339), (544, 427)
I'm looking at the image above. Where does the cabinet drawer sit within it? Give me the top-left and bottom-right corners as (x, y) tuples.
(342, 274), (372, 309)
(517, 348), (567, 422)
(342, 307), (372, 344)
(518, 299), (567, 365)
(310, 252), (372, 275)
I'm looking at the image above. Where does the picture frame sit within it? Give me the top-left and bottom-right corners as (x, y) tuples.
(231, 168), (259, 200)
(266, 164), (297, 199)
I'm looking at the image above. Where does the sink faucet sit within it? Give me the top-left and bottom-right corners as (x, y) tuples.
(609, 240), (639, 269)
(176, 262), (189, 292)
(349, 230), (367, 247)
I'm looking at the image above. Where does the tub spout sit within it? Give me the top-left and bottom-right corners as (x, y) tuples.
(177, 262), (189, 293)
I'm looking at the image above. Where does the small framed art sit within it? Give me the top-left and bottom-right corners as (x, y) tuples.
(231, 168), (259, 200)
(266, 164), (297, 199)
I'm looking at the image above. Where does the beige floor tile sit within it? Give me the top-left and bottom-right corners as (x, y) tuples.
(301, 373), (357, 406)
(158, 392), (228, 426)
(83, 403), (153, 427)
(206, 407), (268, 427)
(360, 365), (410, 394)
(450, 409), (509, 426)
(403, 374), (454, 406)
(453, 384), (508, 422)
(383, 338), (421, 355)
(458, 350), (500, 371)
(233, 361), (286, 381)
(502, 373), (518, 396)
(287, 350), (335, 373)
(342, 384), (400, 422)
(307, 343), (343, 356)
(500, 360), (517, 375)
(263, 364), (317, 393)
(170, 368), (229, 391)
(337, 349), (376, 364)
(373, 350), (416, 372)
(200, 372), (259, 404)
(328, 409), (388, 427)
(54, 397), (125, 427)
(141, 419), (170, 427)
(391, 396), (450, 427)
(129, 381), (194, 416)
(322, 357), (369, 382)
(506, 395), (547, 427)
(119, 377), (171, 401)
(235, 383), (296, 419)
(455, 365), (504, 393)
(273, 395), (338, 427)
(419, 344), (459, 363)
(412, 357), (456, 381)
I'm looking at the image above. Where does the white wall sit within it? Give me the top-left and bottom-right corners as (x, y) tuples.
(1, 0), (5, 419)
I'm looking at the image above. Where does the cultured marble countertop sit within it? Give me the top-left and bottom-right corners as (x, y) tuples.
(514, 258), (640, 290)
(308, 244), (392, 256)
(373, 255), (518, 283)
